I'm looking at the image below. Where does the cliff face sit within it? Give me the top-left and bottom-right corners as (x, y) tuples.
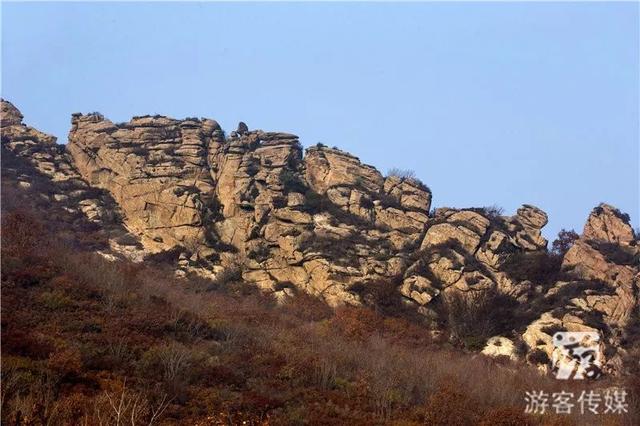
(64, 110), (436, 305)
(2, 99), (638, 375)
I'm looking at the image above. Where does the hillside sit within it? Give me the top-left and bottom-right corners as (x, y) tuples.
(1, 98), (639, 424)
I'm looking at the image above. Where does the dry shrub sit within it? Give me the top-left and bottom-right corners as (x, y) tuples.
(423, 381), (479, 425)
(502, 251), (564, 286)
(331, 306), (383, 340)
(47, 347), (83, 377)
(1, 210), (44, 256)
(478, 406), (535, 426)
(280, 291), (333, 322)
(2, 331), (55, 359)
(2, 194), (637, 425)
(444, 290), (511, 350)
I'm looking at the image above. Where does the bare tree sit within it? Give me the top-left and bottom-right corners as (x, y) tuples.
(97, 379), (172, 426)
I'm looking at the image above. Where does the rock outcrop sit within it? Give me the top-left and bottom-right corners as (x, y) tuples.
(64, 111), (437, 305)
(2, 99), (638, 377)
(522, 204), (639, 375)
(400, 205), (549, 313)
(1, 99), (145, 261)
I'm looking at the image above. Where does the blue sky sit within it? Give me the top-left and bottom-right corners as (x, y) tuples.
(2, 2), (638, 239)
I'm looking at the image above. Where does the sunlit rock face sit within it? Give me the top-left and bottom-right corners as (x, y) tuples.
(3, 98), (638, 377)
(63, 106), (436, 305)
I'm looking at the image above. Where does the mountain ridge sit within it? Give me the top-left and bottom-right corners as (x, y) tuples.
(2, 98), (638, 378)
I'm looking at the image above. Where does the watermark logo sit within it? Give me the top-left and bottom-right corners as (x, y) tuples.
(552, 331), (602, 380)
(525, 389), (628, 415)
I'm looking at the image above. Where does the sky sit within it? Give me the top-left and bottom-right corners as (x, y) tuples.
(2, 2), (638, 240)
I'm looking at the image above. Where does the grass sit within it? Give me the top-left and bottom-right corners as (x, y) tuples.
(1, 148), (638, 425)
(2, 210), (638, 425)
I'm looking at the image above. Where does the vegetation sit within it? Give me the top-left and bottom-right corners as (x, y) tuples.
(502, 251), (564, 287)
(387, 168), (430, 192)
(1, 148), (637, 425)
(387, 168), (416, 180)
(2, 208), (638, 425)
(279, 169), (308, 194)
(551, 229), (579, 256)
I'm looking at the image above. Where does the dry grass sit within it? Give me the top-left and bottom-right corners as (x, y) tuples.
(1, 209), (638, 425)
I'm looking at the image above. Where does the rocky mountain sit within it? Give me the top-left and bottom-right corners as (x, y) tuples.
(2, 98), (638, 377)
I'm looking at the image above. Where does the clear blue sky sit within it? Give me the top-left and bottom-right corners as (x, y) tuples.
(2, 2), (638, 239)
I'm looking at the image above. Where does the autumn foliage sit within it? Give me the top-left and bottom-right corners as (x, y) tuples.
(1, 209), (637, 425)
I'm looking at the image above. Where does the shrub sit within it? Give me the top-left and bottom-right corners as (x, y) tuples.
(387, 168), (430, 191)
(478, 407), (535, 426)
(502, 251), (563, 287)
(47, 347), (83, 376)
(1, 210), (44, 256)
(388, 168), (416, 179)
(470, 204), (504, 222)
(247, 243), (270, 263)
(331, 306), (383, 341)
(38, 291), (74, 310)
(444, 290), (520, 350)
(137, 343), (201, 400)
(144, 246), (184, 264)
(589, 240), (638, 265)
(279, 169), (307, 194)
(280, 291), (333, 322)
(551, 229), (579, 256)
(423, 382), (478, 425)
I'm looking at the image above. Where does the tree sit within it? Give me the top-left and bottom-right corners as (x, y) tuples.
(551, 229), (579, 256)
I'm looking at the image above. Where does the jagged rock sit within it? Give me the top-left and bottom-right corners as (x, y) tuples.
(406, 205), (549, 307)
(420, 216), (488, 253)
(560, 206), (638, 328)
(1, 100), (147, 263)
(3, 99), (638, 376)
(1, 99), (24, 126)
(583, 203), (635, 245)
(383, 175), (432, 212)
(519, 204), (639, 376)
(512, 204), (548, 250)
(68, 112), (221, 251)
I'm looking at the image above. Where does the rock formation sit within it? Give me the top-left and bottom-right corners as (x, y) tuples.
(2, 98), (638, 376)
(521, 204), (639, 375)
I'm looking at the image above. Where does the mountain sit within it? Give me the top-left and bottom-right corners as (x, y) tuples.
(2, 98), (639, 423)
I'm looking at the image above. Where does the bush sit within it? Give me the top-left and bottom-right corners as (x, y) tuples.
(1, 210), (44, 256)
(144, 246), (184, 264)
(331, 306), (384, 341)
(589, 240), (638, 265)
(38, 291), (74, 310)
(247, 243), (270, 263)
(551, 229), (579, 256)
(280, 291), (333, 322)
(502, 251), (563, 287)
(423, 382), (478, 425)
(444, 290), (520, 350)
(279, 169), (307, 194)
(388, 168), (416, 179)
(478, 407), (535, 426)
